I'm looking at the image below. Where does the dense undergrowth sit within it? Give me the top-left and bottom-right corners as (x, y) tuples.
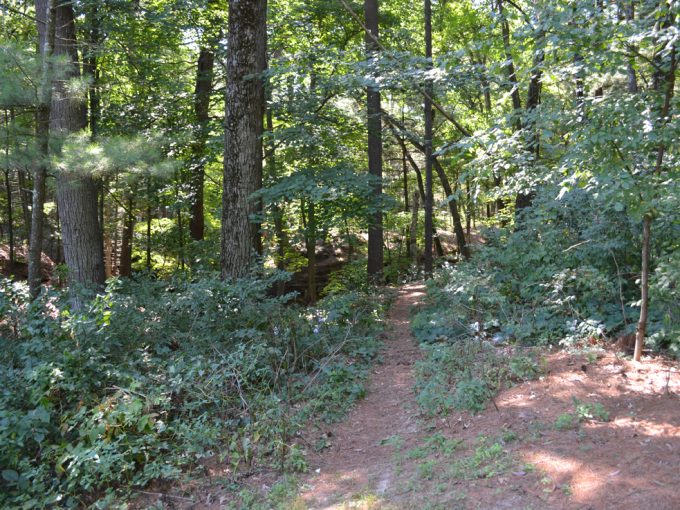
(412, 186), (680, 417)
(0, 271), (388, 508)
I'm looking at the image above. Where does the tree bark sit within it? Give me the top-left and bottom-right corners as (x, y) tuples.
(514, 27), (545, 215)
(385, 116), (469, 259)
(119, 196), (134, 277)
(51, 0), (105, 290)
(409, 191), (419, 264)
(364, 0), (384, 278)
(29, 0), (55, 298)
(3, 169), (14, 267)
(221, 0), (267, 279)
(432, 158), (469, 259)
(423, 0), (434, 274)
(634, 42), (676, 361)
(190, 47), (214, 241)
(497, 0), (522, 131)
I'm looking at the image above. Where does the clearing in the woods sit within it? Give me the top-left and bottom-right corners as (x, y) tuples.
(153, 283), (680, 509)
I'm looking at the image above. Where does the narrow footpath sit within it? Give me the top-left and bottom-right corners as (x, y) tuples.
(299, 283), (426, 509)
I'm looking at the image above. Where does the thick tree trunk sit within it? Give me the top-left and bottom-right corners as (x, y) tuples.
(221, 0), (267, 279)
(423, 0), (434, 274)
(515, 28), (545, 215)
(190, 48), (214, 241)
(51, 0), (105, 290)
(364, 0), (384, 278)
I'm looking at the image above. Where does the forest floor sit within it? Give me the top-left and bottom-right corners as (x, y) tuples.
(144, 283), (680, 509)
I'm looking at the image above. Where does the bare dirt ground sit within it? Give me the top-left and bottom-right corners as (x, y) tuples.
(297, 283), (427, 509)
(296, 283), (680, 510)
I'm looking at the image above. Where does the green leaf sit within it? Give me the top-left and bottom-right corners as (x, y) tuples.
(2, 469), (19, 482)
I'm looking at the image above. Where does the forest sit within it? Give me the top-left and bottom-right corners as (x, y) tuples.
(0, 0), (678, 508)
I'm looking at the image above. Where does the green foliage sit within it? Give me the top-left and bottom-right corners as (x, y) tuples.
(572, 398), (609, 423)
(0, 273), (387, 508)
(452, 377), (492, 413)
(448, 435), (513, 480)
(554, 413), (577, 431)
(554, 399), (609, 431)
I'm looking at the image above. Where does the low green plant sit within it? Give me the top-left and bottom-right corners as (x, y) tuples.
(555, 399), (609, 432)
(555, 413), (577, 430)
(453, 377), (492, 412)
(509, 355), (541, 381)
(573, 398), (609, 422)
(0, 273), (387, 508)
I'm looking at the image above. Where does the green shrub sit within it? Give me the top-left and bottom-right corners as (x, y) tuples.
(0, 273), (387, 508)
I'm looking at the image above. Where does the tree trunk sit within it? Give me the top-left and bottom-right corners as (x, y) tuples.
(221, 0), (267, 279)
(189, 47), (214, 241)
(625, 0), (639, 93)
(386, 117), (469, 259)
(497, 0), (522, 131)
(423, 0), (434, 275)
(634, 214), (650, 361)
(364, 0), (384, 278)
(52, 0), (105, 290)
(3, 169), (14, 267)
(119, 196), (134, 277)
(409, 191), (419, 264)
(146, 188), (152, 271)
(432, 159), (469, 259)
(303, 199), (317, 302)
(402, 109), (409, 212)
(17, 166), (31, 241)
(29, 0), (55, 298)
(515, 27), (545, 215)
(634, 42), (676, 361)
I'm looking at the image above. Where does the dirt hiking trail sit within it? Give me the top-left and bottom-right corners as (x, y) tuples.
(298, 282), (427, 509)
(298, 283), (680, 510)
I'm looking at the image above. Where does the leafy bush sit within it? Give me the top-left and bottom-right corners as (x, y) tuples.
(0, 272), (387, 508)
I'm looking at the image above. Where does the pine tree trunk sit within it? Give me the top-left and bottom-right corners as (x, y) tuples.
(52, 0), (105, 290)
(364, 0), (384, 278)
(423, 0), (434, 275)
(221, 0), (267, 279)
